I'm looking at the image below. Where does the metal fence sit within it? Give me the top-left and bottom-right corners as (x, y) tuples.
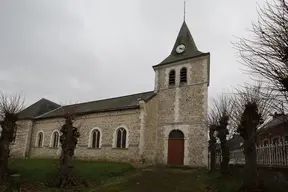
(215, 142), (288, 167)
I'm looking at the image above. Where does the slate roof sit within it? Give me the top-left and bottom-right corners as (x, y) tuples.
(215, 134), (244, 151)
(257, 114), (288, 134)
(153, 21), (209, 68)
(37, 91), (156, 119)
(18, 98), (60, 120)
(227, 135), (244, 150)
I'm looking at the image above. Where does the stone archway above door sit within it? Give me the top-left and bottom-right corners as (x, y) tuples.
(167, 130), (185, 165)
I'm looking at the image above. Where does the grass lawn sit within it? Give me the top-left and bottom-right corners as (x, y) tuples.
(3, 159), (285, 192)
(96, 168), (242, 192)
(7, 158), (134, 191)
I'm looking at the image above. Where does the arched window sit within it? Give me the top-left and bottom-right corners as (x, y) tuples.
(180, 67), (187, 84)
(116, 128), (127, 148)
(169, 70), (176, 85)
(91, 129), (100, 148)
(37, 132), (44, 147)
(51, 131), (59, 148)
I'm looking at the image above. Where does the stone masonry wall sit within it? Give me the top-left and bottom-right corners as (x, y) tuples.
(141, 96), (158, 165)
(154, 55), (209, 167)
(10, 120), (33, 158)
(28, 109), (142, 165)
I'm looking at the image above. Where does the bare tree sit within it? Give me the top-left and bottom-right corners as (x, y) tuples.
(208, 124), (217, 171)
(231, 83), (273, 191)
(208, 108), (218, 172)
(56, 109), (81, 188)
(234, 0), (288, 112)
(208, 95), (234, 175)
(0, 92), (24, 183)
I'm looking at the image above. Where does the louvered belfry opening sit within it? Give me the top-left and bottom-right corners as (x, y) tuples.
(180, 67), (187, 84)
(169, 70), (176, 85)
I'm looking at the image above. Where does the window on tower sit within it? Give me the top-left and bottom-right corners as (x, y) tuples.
(180, 67), (187, 84)
(169, 70), (176, 85)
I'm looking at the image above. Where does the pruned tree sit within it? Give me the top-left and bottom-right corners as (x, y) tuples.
(208, 109), (217, 171)
(208, 95), (234, 175)
(56, 109), (81, 188)
(0, 92), (24, 183)
(57, 112), (80, 187)
(208, 125), (217, 171)
(231, 83), (273, 191)
(234, 0), (288, 113)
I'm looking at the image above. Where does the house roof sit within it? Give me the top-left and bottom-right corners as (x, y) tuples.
(227, 134), (244, 150)
(215, 134), (244, 150)
(37, 91), (156, 119)
(17, 98), (60, 119)
(257, 114), (288, 134)
(153, 21), (209, 68)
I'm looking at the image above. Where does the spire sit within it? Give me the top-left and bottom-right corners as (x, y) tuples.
(155, 21), (206, 66)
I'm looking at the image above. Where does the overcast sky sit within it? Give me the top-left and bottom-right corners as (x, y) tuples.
(0, 0), (264, 107)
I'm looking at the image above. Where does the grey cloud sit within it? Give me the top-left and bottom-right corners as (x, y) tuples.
(0, 0), (264, 107)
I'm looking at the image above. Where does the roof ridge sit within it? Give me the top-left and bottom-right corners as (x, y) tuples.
(40, 98), (60, 107)
(19, 98), (59, 114)
(61, 90), (154, 108)
(35, 106), (63, 119)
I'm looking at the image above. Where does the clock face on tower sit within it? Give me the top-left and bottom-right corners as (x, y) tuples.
(176, 44), (185, 54)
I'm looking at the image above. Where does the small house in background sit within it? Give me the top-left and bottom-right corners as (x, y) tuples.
(227, 134), (243, 150)
(256, 113), (288, 146)
(215, 134), (244, 152)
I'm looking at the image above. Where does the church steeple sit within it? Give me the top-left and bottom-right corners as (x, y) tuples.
(155, 21), (207, 67)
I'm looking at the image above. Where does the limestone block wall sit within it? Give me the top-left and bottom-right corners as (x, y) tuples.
(29, 117), (64, 158)
(154, 55), (209, 167)
(10, 120), (33, 158)
(29, 109), (142, 164)
(140, 96), (158, 165)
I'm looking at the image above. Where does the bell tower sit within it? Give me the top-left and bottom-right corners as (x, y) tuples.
(153, 20), (210, 167)
(153, 20), (210, 92)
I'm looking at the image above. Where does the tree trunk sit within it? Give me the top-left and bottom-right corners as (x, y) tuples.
(0, 139), (10, 183)
(56, 116), (79, 188)
(57, 150), (74, 187)
(209, 139), (216, 171)
(219, 137), (229, 176)
(210, 150), (216, 171)
(243, 135), (258, 189)
(0, 118), (16, 183)
(216, 116), (230, 176)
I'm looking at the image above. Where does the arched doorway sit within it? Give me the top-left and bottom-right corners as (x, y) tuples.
(167, 130), (184, 165)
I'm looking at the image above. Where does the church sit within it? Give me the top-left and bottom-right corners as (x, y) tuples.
(11, 20), (210, 167)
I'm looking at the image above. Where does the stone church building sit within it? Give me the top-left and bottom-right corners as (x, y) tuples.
(11, 21), (210, 167)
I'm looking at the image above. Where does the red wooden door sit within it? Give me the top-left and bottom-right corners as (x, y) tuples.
(167, 139), (184, 165)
